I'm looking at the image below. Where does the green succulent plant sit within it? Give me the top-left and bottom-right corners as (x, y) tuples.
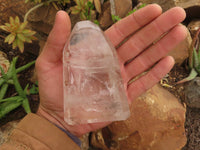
(0, 16), (36, 53)
(0, 57), (37, 119)
(70, 0), (98, 20)
(177, 27), (200, 84)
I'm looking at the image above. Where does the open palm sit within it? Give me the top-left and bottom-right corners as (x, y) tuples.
(36, 4), (187, 136)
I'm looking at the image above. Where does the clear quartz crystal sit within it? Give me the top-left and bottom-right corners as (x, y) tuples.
(63, 21), (130, 125)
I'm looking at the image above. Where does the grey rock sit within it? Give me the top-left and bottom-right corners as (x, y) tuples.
(185, 77), (200, 108)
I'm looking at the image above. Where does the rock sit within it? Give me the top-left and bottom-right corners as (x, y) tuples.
(188, 19), (200, 37)
(110, 0), (132, 18)
(138, 0), (175, 12)
(138, 0), (200, 17)
(168, 27), (192, 65)
(91, 84), (187, 150)
(176, 0), (200, 22)
(184, 77), (200, 109)
(28, 4), (57, 35)
(99, 1), (113, 30)
(0, 120), (20, 146)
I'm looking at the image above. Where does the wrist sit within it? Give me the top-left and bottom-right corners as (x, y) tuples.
(37, 106), (82, 147)
(36, 105), (88, 136)
(37, 106), (66, 130)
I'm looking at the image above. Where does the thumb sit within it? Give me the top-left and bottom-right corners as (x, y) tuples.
(39, 10), (71, 63)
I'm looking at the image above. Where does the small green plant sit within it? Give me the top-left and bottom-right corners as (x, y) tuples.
(0, 57), (37, 119)
(0, 16), (36, 53)
(177, 27), (200, 84)
(70, 0), (96, 20)
(112, 3), (146, 23)
(111, 15), (121, 23)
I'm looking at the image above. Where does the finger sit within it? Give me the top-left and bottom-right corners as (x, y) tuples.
(38, 11), (71, 64)
(125, 24), (187, 82)
(127, 56), (174, 102)
(117, 7), (186, 63)
(105, 4), (162, 47)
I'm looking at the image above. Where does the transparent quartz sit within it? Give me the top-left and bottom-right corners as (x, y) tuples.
(63, 21), (130, 125)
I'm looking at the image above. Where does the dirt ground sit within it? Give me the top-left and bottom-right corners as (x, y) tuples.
(161, 65), (200, 150)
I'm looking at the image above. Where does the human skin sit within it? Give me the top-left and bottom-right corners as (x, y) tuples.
(36, 4), (187, 136)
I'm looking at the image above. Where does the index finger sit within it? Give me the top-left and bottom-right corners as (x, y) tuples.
(105, 4), (162, 47)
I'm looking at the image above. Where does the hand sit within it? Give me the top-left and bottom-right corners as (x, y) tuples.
(36, 4), (187, 136)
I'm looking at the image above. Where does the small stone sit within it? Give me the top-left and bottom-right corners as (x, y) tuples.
(99, 1), (113, 30)
(111, 0), (132, 18)
(91, 84), (187, 149)
(63, 21), (130, 125)
(184, 77), (200, 109)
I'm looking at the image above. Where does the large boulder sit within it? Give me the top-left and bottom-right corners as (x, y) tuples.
(168, 28), (192, 65)
(91, 84), (187, 150)
(184, 77), (200, 109)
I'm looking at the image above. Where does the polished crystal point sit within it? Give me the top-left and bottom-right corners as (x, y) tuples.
(63, 21), (130, 125)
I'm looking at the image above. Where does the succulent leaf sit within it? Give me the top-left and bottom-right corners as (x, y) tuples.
(17, 38), (24, 53)
(19, 22), (28, 31)
(9, 17), (14, 25)
(12, 40), (17, 49)
(94, 0), (101, 13)
(4, 34), (13, 43)
(80, 11), (87, 20)
(70, 6), (81, 14)
(0, 25), (10, 32)
(8, 34), (16, 44)
(193, 48), (199, 69)
(15, 16), (20, 25)
(177, 68), (198, 84)
(17, 34), (26, 42)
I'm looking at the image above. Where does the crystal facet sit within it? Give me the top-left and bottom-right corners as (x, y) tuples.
(63, 21), (130, 125)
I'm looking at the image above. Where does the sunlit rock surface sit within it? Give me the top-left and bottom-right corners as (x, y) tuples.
(63, 21), (130, 125)
(91, 84), (187, 150)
